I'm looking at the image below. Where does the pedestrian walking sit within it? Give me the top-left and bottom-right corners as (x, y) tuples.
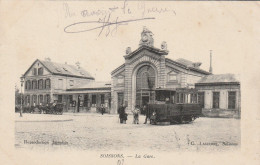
(118, 104), (127, 124)
(132, 105), (140, 124)
(101, 104), (105, 115)
(143, 105), (150, 124)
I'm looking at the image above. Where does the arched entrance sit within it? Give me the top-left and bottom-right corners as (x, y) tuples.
(135, 65), (156, 107)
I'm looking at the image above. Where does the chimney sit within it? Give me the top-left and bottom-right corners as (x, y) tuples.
(45, 57), (51, 61)
(75, 61), (80, 70)
(209, 50), (213, 73)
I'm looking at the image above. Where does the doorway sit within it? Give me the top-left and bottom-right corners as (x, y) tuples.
(117, 93), (124, 113)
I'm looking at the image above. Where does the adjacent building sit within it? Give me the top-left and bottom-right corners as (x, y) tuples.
(22, 58), (111, 113)
(195, 74), (241, 118)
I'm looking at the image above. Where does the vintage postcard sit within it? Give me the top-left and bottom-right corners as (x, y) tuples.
(0, 0), (259, 165)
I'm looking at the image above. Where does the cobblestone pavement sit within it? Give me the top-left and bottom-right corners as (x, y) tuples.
(15, 113), (240, 152)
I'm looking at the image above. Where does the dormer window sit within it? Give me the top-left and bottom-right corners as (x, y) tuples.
(38, 67), (43, 75)
(32, 68), (37, 75)
(56, 68), (61, 72)
(80, 71), (84, 75)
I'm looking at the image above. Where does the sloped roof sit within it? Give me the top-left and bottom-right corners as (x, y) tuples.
(67, 81), (111, 91)
(196, 74), (240, 85)
(175, 58), (194, 67)
(24, 59), (94, 79)
(166, 58), (211, 75)
(124, 45), (168, 59)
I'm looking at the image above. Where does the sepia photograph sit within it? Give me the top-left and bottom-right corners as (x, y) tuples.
(0, 0), (259, 165)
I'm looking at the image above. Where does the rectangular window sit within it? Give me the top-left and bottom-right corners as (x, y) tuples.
(38, 67), (43, 75)
(58, 95), (62, 103)
(117, 76), (124, 84)
(169, 74), (177, 81)
(58, 79), (63, 89)
(101, 94), (105, 104)
(33, 68), (37, 75)
(32, 80), (37, 90)
(228, 91), (236, 109)
(69, 80), (74, 86)
(32, 95), (37, 105)
(46, 95), (50, 104)
(83, 95), (88, 107)
(38, 79), (43, 89)
(38, 95), (43, 104)
(213, 92), (220, 109)
(198, 92), (205, 108)
(45, 79), (51, 89)
(92, 95), (96, 105)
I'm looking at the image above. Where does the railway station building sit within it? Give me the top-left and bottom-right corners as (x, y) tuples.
(110, 27), (211, 114)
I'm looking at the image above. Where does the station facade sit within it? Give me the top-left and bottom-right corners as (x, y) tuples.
(111, 27), (211, 114)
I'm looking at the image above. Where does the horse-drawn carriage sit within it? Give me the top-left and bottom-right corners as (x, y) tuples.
(44, 103), (64, 115)
(148, 88), (202, 124)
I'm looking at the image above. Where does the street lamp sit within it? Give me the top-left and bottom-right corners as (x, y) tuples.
(20, 76), (25, 117)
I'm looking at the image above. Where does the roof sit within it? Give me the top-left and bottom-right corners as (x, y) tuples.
(175, 58), (194, 67)
(166, 58), (211, 75)
(124, 45), (168, 59)
(67, 81), (111, 91)
(111, 64), (125, 75)
(196, 74), (240, 85)
(24, 59), (94, 79)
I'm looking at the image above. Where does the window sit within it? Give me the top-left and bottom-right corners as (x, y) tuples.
(101, 94), (105, 104)
(92, 95), (96, 105)
(32, 80), (37, 90)
(228, 91), (236, 109)
(38, 95), (43, 105)
(69, 80), (74, 86)
(32, 95), (37, 105)
(38, 79), (43, 89)
(69, 95), (73, 103)
(190, 93), (197, 103)
(46, 95), (50, 104)
(25, 95), (30, 106)
(45, 79), (51, 89)
(213, 92), (220, 108)
(168, 73), (177, 81)
(33, 68), (37, 75)
(27, 80), (31, 90)
(83, 95), (88, 107)
(58, 95), (62, 103)
(117, 76), (124, 84)
(38, 67), (43, 75)
(58, 79), (63, 89)
(198, 92), (205, 108)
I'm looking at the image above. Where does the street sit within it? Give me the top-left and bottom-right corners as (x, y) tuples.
(15, 113), (240, 152)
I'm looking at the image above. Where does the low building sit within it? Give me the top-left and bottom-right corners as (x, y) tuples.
(195, 74), (241, 118)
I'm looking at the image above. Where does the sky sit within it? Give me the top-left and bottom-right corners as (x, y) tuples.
(1, 1), (259, 90)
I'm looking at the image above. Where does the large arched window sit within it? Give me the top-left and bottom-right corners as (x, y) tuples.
(136, 65), (156, 107)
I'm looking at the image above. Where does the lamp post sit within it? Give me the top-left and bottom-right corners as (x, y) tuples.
(20, 76), (24, 117)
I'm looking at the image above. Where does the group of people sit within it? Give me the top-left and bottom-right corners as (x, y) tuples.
(118, 104), (151, 124)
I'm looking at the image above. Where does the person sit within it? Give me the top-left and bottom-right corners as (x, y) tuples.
(101, 104), (105, 115)
(143, 105), (150, 124)
(132, 105), (140, 124)
(118, 104), (127, 124)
